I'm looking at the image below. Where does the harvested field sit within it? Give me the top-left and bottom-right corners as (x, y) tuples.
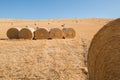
(0, 18), (113, 80)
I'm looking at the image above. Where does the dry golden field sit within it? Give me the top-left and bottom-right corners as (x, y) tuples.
(0, 18), (112, 80)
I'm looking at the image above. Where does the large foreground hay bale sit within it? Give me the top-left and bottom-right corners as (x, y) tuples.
(7, 27), (21, 39)
(88, 18), (120, 80)
(49, 28), (63, 39)
(19, 27), (35, 39)
(62, 27), (76, 38)
(34, 27), (49, 39)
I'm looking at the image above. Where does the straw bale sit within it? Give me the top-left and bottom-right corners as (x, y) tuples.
(7, 27), (21, 39)
(88, 18), (120, 80)
(34, 27), (49, 39)
(19, 27), (35, 39)
(62, 27), (76, 39)
(49, 28), (63, 39)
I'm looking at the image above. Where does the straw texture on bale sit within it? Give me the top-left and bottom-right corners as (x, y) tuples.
(88, 18), (120, 80)
(7, 27), (21, 39)
(49, 28), (63, 39)
(19, 27), (35, 39)
(34, 27), (49, 39)
(62, 27), (76, 38)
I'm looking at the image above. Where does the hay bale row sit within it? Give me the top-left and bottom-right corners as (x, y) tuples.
(7, 27), (35, 39)
(88, 18), (120, 80)
(49, 27), (76, 39)
(7, 27), (76, 40)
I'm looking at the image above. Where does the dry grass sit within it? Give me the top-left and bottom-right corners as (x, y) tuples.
(0, 39), (89, 80)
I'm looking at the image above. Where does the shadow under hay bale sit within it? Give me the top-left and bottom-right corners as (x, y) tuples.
(62, 27), (76, 39)
(88, 18), (120, 80)
(49, 28), (63, 39)
(34, 27), (49, 39)
(19, 27), (35, 39)
(7, 27), (21, 39)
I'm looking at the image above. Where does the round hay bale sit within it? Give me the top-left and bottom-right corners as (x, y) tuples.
(19, 27), (35, 39)
(49, 28), (63, 39)
(34, 27), (49, 39)
(88, 18), (120, 80)
(62, 27), (76, 39)
(7, 27), (21, 39)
